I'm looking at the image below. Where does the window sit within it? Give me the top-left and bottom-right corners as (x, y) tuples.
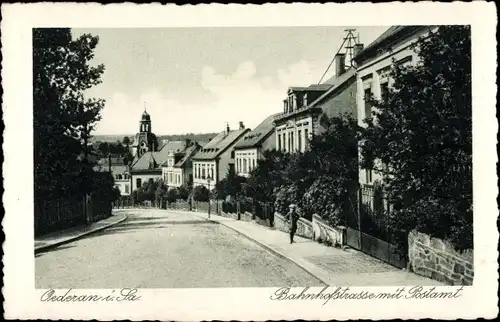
(381, 83), (389, 102)
(290, 132), (294, 152)
(277, 134), (281, 151)
(364, 88), (372, 120)
(298, 130), (302, 152)
(304, 129), (309, 149)
(243, 159), (247, 174)
(283, 100), (288, 113)
(210, 165), (214, 179)
(136, 178), (142, 188)
(366, 168), (373, 184)
(202, 165), (206, 179)
(125, 185), (129, 193)
(252, 159), (256, 170)
(231, 150), (235, 159)
(169, 173), (173, 183)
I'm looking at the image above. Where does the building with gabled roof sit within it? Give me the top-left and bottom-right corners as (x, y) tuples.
(192, 122), (250, 190)
(353, 25), (435, 188)
(130, 140), (187, 191)
(161, 140), (203, 189)
(233, 114), (278, 177)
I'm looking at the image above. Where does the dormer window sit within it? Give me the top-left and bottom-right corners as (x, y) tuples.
(283, 100), (288, 113)
(288, 96), (293, 112)
(303, 94), (308, 107)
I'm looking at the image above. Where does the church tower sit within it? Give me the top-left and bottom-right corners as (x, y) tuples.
(131, 106), (158, 159)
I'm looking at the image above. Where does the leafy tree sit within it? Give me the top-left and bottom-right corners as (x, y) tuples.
(33, 28), (105, 202)
(214, 167), (246, 200)
(154, 179), (169, 201)
(177, 184), (190, 201)
(123, 136), (131, 147)
(193, 185), (210, 202)
(300, 115), (359, 223)
(359, 26), (472, 250)
(165, 188), (179, 203)
(242, 149), (290, 203)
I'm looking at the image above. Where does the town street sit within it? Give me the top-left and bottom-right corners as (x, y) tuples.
(35, 209), (323, 288)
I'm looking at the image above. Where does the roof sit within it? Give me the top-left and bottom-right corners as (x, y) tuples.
(174, 143), (201, 168)
(354, 26), (430, 63)
(308, 68), (356, 107)
(234, 114), (278, 149)
(192, 128), (249, 160)
(288, 84), (332, 93)
(97, 157), (124, 166)
(131, 140), (186, 171)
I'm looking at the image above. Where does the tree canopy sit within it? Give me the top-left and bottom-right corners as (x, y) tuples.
(360, 25), (472, 250)
(34, 28), (106, 201)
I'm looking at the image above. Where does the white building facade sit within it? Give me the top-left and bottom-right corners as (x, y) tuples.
(355, 26), (434, 188)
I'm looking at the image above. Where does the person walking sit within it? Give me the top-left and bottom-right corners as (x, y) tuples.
(287, 203), (300, 244)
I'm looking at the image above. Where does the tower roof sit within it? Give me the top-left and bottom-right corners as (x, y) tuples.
(141, 110), (151, 121)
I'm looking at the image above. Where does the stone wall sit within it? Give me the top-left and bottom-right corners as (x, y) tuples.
(296, 218), (314, 239)
(311, 214), (346, 246)
(274, 213), (313, 239)
(240, 212), (253, 222)
(220, 211), (239, 220)
(408, 230), (474, 285)
(274, 213), (289, 233)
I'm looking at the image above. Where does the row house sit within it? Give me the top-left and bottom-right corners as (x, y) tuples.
(273, 49), (362, 153)
(161, 140), (203, 188)
(130, 140), (186, 191)
(353, 26), (435, 189)
(233, 115), (278, 177)
(192, 123), (250, 190)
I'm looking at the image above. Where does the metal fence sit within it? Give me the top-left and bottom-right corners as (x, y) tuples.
(35, 195), (112, 236)
(345, 184), (407, 269)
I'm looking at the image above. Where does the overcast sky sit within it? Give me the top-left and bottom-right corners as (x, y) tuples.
(73, 27), (388, 135)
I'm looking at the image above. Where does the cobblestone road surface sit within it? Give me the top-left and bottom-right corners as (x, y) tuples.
(35, 209), (323, 288)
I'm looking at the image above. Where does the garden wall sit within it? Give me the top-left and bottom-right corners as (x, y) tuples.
(311, 214), (346, 246)
(274, 213), (313, 239)
(408, 230), (474, 285)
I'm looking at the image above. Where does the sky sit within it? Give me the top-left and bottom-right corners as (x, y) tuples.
(73, 27), (389, 135)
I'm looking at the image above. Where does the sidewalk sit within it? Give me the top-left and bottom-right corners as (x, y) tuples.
(184, 210), (444, 286)
(35, 211), (128, 254)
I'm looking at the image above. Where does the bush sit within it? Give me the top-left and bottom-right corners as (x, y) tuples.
(177, 184), (190, 201)
(165, 188), (179, 203)
(302, 176), (348, 226)
(193, 185), (210, 202)
(274, 184), (299, 217)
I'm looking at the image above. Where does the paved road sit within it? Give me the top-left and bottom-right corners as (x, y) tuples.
(35, 209), (323, 288)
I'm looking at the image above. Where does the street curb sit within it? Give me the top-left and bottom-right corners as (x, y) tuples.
(184, 210), (329, 285)
(34, 214), (128, 254)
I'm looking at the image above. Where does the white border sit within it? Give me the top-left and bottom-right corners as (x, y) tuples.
(2, 2), (498, 320)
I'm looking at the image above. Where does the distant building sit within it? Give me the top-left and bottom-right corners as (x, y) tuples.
(233, 116), (277, 177)
(161, 140), (203, 188)
(130, 140), (186, 192)
(353, 26), (434, 188)
(131, 109), (159, 160)
(192, 122), (250, 190)
(94, 156), (131, 196)
(273, 36), (362, 154)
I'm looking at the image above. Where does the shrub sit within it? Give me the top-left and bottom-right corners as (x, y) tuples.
(193, 185), (210, 202)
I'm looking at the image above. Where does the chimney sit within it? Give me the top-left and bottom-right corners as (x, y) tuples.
(335, 53), (346, 77)
(225, 122), (230, 135)
(353, 43), (364, 59)
(239, 121), (245, 130)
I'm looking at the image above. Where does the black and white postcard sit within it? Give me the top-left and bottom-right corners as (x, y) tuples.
(2, 2), (498, 320)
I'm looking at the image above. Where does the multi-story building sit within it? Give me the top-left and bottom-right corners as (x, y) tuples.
(192, 122), (250, 190)
(273, 50), (361, 154)
(353, 26), (434, 188)
(233, 116), (277, 177)
(130, 140), (186, 192)
(161, 140), (203, 188)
